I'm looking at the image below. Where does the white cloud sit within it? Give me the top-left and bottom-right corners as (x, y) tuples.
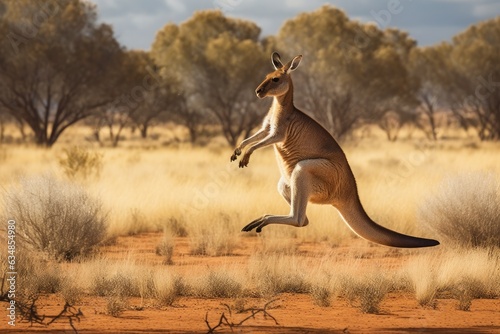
(163, 0), (187, 14)
(473, 3), (500, 18)
(89, 0), (500, 49)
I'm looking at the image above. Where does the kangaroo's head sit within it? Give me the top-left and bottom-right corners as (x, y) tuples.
(255, 52), (302, 99)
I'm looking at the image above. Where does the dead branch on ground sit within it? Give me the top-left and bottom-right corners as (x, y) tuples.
(205, 299), (279, 333)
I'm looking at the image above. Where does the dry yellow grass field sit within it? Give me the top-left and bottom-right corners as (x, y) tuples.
(2, 126), (499, 241)
(1, 125), (499, 332)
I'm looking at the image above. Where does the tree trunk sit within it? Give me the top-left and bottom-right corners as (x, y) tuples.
(140, 124), (148, 139)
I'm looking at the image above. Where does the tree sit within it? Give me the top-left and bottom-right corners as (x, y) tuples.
(152, 11), (267, 146)
(90, 50), (174, 146)
(0, 0), (123, 147)
(434, 17), (500, 140)
(408, 46), (456, 141)
(125, 52), (177, 140)
(275, 6), (417, 140)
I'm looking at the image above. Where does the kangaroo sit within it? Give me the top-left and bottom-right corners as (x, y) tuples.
(230, 52), (439, 248)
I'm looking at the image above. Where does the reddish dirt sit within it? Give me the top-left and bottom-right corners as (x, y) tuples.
(3, 233), (500, 333)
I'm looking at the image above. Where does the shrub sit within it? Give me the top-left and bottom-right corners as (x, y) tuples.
(453, 276), (488, 311)
(419, 172), (500, 249)
(94, 271), (138, 317)
(356, 273), (389, 314)
(308, 269), (336, 307)
(404, 255), (439, 308)
(249, 254), (310, 297)
(3, 174), (108, 261)
(310, 284), (332, 307)
(194, 270), (243, 298)
(188, 218), (238, 256)
(36, 266), (63, 293)
(155, 229), (175, 265)
(59, 146), (103, 180)
(164, 217), (188, 237)
(154, 274), (186, 307)
(338, 272), (389, 314)
(403, 249), (500, 309)
(106, 295), (128, 317)
(137, 269), (156, 300)
(60, 279), (84, 305)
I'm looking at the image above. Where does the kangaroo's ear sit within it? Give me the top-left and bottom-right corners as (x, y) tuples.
(285, 55), (302, 73)
(271, 52), (284, 70)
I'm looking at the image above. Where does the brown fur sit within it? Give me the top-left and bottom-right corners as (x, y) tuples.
(231, 52), (439, 248)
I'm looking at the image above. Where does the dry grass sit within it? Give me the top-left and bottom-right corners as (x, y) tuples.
(153, 271), (186, 307)
(1, 126), (500, 317)
(249, 254), (310, 297)
(188, 215), (240, 256)
(191, 268), (244, 298)
(1, 129), (499, 246)
(155, 228), (176, 265)
(403, 249), (500, 309)
(2, 174), (107, 260)
(419, 172), (500, 249)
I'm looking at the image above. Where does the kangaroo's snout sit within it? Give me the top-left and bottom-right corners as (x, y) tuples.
(255, 83), (266, 98)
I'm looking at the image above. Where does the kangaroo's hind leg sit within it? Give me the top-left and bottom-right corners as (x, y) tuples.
(278, 177), (309, 227)
(241, 160), (322, 232)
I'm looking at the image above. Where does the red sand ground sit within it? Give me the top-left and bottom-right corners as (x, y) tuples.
(2, 233), (499, 333)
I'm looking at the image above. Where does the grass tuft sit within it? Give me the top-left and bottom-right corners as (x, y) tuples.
(59, 146), (103, 180)
(194, 269), (243, 298)
(338, 272), (389, 314)
(155, 229), (175, 265)
(419, 172), (500, 249)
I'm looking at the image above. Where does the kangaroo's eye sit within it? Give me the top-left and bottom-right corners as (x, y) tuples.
(272, 77), (280, 82)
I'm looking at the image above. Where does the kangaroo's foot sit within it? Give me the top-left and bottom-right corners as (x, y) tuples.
(242, 216), (268, 233)
(239, 153), (251, 168)
(241, 215), (309, 233)
(230, 148), (241, 162)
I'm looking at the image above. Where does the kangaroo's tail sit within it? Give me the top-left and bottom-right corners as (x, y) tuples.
(336, 200), (439, 248)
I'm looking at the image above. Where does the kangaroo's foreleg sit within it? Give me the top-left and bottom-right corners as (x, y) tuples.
(242, 160), (316, 232)
(238, 132), (284, 168)
(231, 122), (270, 162)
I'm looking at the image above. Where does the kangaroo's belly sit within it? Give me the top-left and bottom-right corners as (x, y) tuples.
(273, 143), (358, 204)
(273, 143), (300, 179)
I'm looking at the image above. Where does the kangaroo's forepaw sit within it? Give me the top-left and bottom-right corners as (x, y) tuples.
(230, 148), (241, 162)
(241, 216), (266, 232)
(239, 154), (250, 168)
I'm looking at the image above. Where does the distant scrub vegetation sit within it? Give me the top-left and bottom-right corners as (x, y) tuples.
(0, 2), (499, 147)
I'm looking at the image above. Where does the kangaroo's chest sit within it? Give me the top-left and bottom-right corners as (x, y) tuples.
(273, 131), (301, 178)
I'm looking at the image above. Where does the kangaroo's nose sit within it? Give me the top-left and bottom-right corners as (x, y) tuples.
(255, 84), (266, 98)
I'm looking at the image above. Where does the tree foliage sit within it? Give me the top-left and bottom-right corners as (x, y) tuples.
(152, 11), (267, 146)
(1, 2), (499, 145)
(433, 17), (500, 140)
(90, 50), (176, 146)
(0, 0), (124, 146)
(274, 6), (417, 140)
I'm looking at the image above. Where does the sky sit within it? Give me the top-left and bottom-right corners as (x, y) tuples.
(89, 0), (500, 50)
